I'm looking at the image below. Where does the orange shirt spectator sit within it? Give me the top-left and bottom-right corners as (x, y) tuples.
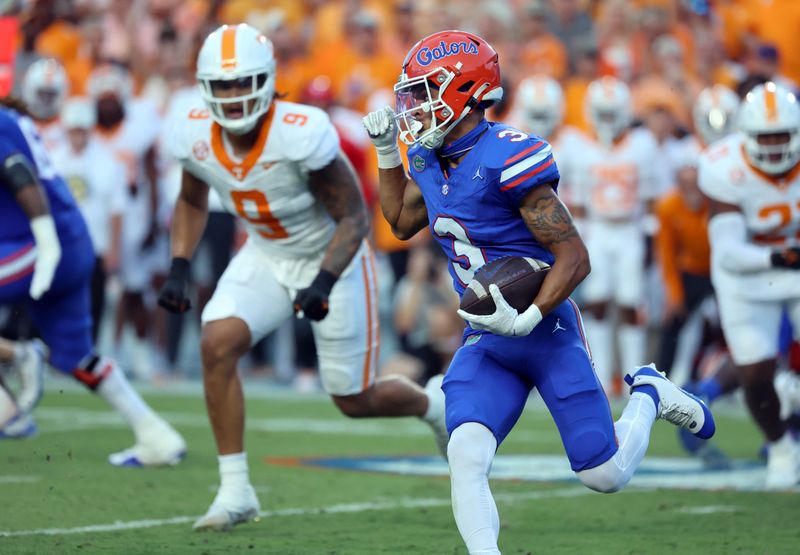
(655, 184), (711, 310)
(518, 3), (568, 80)
(35, 20), (81, 65)
(742, 0), (800, 85)
(309, 11), (399, 113)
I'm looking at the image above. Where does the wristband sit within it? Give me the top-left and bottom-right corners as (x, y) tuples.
(311, 269), (338, 296)
(376, 146), (403, 169)
(168, 257), (191, 280)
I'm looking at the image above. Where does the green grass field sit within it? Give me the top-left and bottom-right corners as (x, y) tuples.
(1, 383), (799, 554)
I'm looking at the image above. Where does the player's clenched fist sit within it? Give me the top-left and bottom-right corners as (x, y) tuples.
(772, 247), (800, 269)
(158, 257), (192, 313)
(293, 269), (337, 321)
(362, 106), (402, 169)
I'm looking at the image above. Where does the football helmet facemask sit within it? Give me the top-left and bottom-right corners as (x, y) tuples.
(693, 85), (739, 146)
(738, 82), (800, 175)
(394, 30), (503, 149)
(514, 75), (564, 139)
(21, 58), (68, 121)
(585, 76), (632, 146)
(196, 24), (276, 135)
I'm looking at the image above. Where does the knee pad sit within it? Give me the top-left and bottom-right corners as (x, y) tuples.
(72, 353), (112, 391)
(576, 457), (626, 493)
(447, 422), (497, 475)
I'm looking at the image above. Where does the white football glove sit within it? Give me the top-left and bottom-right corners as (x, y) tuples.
(362, 106), (402, 168)
(29, 215), (62, 300)
(457, 284), (543, 337)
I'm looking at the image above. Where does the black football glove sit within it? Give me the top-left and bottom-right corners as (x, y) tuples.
(158, 257), (192, 313)
(293, 269), (337, 321)
(771, 247), (800, 269)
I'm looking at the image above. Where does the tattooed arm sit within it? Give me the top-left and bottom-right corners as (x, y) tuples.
(519, 184), (591, 316)
(308, 152), (370, 276)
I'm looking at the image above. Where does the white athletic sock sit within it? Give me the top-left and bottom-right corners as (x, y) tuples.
(219, 452), (250, 492)
(423, 384), (445, 423)
(585, 317), (613, 393)
(619, 324), (647, 379)
(448, 422), (501, 555)
(577, 392), (656, 492)
(0, 385), (18, 426)
(96, 359), (156, 436)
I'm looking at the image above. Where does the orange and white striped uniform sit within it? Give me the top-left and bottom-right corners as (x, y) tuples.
(169, 99), (380, 395)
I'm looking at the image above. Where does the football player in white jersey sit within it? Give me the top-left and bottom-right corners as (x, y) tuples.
(699, 82), (800, 489)
(161, 24), (447, 531)
(20, 58), (67, 152)
(508, 75), (585, 210)
(569, 77), (666, 393)
(88, 64), (163, 380)
(49, 97), (126, 341)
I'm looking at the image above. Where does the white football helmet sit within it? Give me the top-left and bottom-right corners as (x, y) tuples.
(585, 76), (632, 146)
(196, 24), (277, 135)
(693, 85), (739, 146)
(738, 82), (800, 175)
(87, 64), (134, 102)
(514, 75), (564, 139)
(21, 58), (68, 121)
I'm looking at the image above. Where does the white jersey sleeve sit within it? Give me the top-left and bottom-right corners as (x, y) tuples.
(276, 103), (340, 172)
(698, 136), (744, 205)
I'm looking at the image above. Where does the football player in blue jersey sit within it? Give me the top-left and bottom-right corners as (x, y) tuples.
(0, 98), (186, 466)
(363, 31), (716, 554)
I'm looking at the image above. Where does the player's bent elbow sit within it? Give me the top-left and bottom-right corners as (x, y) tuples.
(391, 224), (417, 241)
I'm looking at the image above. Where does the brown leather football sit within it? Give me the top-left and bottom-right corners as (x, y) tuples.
(460, 257), (550, 316)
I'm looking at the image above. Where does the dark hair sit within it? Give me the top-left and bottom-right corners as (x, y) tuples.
(0, 96), (31, 116)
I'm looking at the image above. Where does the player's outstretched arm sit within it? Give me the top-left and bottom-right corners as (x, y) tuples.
(363, 106), (428, 240)
(1, 152), (61, 299)
(159, 169), (209, 313)
(308, 152), (370, 276)
(519, 184), (590, 316)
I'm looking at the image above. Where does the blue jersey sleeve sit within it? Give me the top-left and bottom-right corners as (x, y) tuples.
(490, 134), (560, 206)
(0, 134), (24, 167)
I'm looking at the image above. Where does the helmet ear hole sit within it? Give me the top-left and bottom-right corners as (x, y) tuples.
(457, 80), (475, 93)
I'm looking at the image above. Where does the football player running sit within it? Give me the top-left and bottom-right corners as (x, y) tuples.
(0, 98), (186, 465)
(363, 30), (715, 554)
(163, 24), (447, 531)
(698, 82), (800, 489)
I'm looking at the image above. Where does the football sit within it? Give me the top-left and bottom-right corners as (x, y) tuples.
(460, 256), (551, 316)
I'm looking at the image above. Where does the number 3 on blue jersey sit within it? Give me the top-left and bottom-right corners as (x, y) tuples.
(433, 216), (487, 285)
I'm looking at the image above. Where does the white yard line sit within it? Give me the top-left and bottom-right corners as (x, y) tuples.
(676, 505), (745, 515)
(32, 407), (553, 443)
(0, 487), (590, 537)
(0, 475), (40, 484)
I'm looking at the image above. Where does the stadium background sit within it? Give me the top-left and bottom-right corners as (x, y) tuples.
(4, 0), (799, 392)
(2, 1), (800, 553)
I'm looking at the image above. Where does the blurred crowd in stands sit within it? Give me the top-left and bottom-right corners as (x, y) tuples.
(2, 0), (799, 394)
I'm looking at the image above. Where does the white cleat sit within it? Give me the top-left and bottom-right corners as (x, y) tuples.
(193, 485), (261, 531)
(13, 340), (46, 413)
(108, 418), (187, 467)
(765, 433), (800, 491)
(0, 411), (37, 439)
(624, 364), (716, 439)
(423, 374), (449, 459)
